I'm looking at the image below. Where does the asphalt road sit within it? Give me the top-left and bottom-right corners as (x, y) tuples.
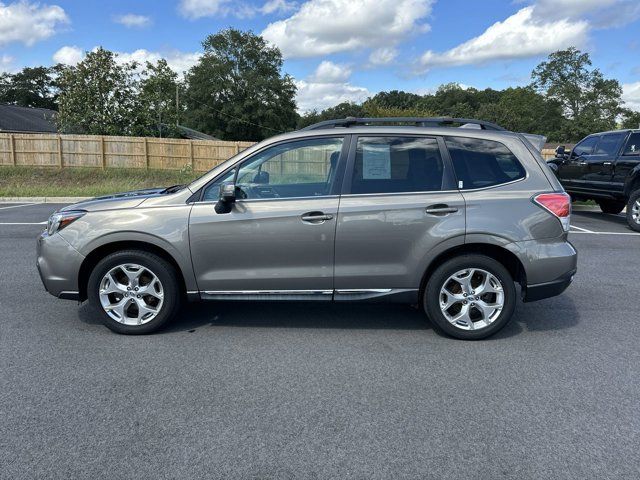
(1, 203), (639, 479)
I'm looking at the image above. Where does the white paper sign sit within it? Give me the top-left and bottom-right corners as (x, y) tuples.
(362, 144), (391, 179)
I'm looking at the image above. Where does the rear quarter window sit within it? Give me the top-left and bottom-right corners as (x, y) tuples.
(445, 137), (526, 190)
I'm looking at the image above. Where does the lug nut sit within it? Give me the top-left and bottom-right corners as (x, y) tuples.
(127, 287), (131, 291)
(471, 303), (475, 307)
(463, 300), (467, 305)
(137, 295), (141, 298)
(134, 287), (139, 291)
(471, 290), (475, 294)
(463, 293), (467, 297)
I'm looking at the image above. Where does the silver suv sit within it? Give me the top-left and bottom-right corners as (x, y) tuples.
(37, 117), (577, 340)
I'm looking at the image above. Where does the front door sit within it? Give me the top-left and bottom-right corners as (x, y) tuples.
(559, 135), (598, 190)
(189, 136), (347, 299)
(333, 135), (465, 300)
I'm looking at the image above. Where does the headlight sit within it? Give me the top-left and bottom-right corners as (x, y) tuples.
(47, 210), (86, 235)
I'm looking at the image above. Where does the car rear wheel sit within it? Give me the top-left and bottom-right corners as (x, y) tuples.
(88, 250), (182, 334)
(424, 254), (516, 340)
(626, 190), (640, 232)
(598, 199), (625, 214)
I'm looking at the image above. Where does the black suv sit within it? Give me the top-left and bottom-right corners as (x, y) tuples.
(549, 129), (640, 231)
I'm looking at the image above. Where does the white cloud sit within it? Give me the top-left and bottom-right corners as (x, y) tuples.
(262, 0), (433, 58)
(51, 46), (201, 75)
(296, 80), (370, 112)
(309, 61), (351, 83)
(623, 82), (640, 111)
(53, 46), (84, 66)
(178, 0), (229, 19)
(0, 1), (69, 47)
(419, 6), (588, 69)
(369, 47), (397, 66)
(261, 0), (297, 14)
(113, 14), (152, 28)
(0, 54), (14, 73)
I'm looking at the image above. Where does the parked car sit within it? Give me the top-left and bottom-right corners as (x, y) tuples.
(37, 117), (577, 340)
(548, 129), (640, 231)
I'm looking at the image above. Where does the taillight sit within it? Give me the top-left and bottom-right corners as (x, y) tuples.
(533, 192), (571, 232)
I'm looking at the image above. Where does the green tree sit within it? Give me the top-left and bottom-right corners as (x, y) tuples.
(56, 47), (140, 135)
(0, 66), (61, 110)
(136, 59), (183, 138)
(531, 47), (623, 139)
(184, 28), (297, 141)
(297, 102), (366, 128)
(620, 109), (640, 129)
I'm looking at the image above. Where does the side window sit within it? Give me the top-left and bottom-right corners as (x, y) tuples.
(202, 168), (236, 201)
(593, 133), (624, 156)
(571, 136), (598, 158)
(203, 137), (344, 201)
(350, 136), (444, 194)
(623, 132), (640, 156)
(445, 137), (525, 190)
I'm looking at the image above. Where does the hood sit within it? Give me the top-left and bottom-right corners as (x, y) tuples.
(60, 187), (167, 212)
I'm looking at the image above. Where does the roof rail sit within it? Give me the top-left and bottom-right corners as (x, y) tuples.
(300, 116), (507, 131)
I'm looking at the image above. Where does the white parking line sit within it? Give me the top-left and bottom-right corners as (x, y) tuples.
(570, 231), (640, 236)
(570, 225), (594, 233)
(0, 203), (43, 210)
(0, 221), (47, 225)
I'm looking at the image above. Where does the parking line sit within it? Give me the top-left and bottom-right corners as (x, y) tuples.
(0, 221), (47, 225)
(570, 225), (594, 233)
(0, 203), (43, 210)
(570, 231), (640, 236)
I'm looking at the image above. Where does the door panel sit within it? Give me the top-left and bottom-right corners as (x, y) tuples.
(583, 133), (625, 191)
(559, 135), (598, 189)
(334, 192), (465, 290)
(614, 132), (640, 190)
(189, 197), (339, 292)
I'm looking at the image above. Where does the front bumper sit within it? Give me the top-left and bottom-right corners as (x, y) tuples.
(36, 230), (85, 299)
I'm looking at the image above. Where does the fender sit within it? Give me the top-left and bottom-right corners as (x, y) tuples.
(623, 164), (640, 197)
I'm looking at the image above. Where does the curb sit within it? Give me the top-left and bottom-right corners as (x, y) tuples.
(0, 196), (91, 203)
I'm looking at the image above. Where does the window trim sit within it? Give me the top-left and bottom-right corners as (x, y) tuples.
(194, 134), (350, 203)
(341, 134), (456, 196)
(622, 131), (640, 157)
(443, 135), (528, 191)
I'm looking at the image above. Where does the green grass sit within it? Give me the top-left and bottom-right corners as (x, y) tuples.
(0, 166), (201, 197)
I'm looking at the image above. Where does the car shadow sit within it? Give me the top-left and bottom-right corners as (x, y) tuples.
(78, 293), (580, 338)
(572, 210), (630, 229)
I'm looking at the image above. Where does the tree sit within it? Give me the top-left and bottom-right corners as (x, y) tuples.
(0, 66), (61, 110)
(136, 59), (183, 138)
(56, 47), (140, 135)
(531, 47), (623, 139)
(184, 28), (297, 141)
(297, 102), (366, 128)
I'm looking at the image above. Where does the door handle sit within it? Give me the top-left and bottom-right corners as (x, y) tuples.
(425, 204), (458, 215)
(301, 211), (334, 223)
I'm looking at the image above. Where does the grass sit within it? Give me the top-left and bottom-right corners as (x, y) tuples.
(0, 166), (201, 197)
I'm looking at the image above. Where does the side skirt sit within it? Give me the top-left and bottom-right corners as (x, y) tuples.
(198, 289), (419, 303)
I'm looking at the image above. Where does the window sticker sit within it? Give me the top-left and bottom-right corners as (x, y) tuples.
(362, 144), (391, 179)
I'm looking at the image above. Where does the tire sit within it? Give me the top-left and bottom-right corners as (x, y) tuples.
(87, 250), (182, 334)
(597, 199), (625, 215)
(423, 254), (516, 340)
(626, 190), (640, 232)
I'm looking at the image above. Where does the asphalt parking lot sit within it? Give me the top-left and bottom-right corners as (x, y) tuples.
(1, 202), (639, 479)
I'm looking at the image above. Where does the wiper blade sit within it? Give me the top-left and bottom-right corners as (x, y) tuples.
(162, 184), (184, 194)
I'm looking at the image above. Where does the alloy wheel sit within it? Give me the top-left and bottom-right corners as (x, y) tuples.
(439, 268), (505, 331)
(98, 263), (164, 325)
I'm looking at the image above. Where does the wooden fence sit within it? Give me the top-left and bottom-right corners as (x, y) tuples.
(0, 133), (255, 172)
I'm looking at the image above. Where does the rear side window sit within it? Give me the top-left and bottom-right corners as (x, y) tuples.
(594, 133), (624, 156)
(623, 132), (640, 156)
(350, 136), (444, 194)
(445, 137), (526, 190)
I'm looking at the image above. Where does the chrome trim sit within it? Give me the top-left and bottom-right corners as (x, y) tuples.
(203, 290), (333, 295)
(335, 289), (393, 294)
(186, 290), (199, 294)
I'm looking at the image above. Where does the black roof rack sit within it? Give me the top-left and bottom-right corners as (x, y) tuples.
(300, 117), (507, 131)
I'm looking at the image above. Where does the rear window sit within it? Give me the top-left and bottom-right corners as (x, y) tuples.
(445, 137), (526, 190)
(594, 133), (624, 156)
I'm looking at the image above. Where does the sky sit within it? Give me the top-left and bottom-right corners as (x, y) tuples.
(1, 0), (640, 113)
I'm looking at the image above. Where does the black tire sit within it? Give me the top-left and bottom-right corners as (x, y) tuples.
(626, 190), (640, 232)
(597, 199), (625, 215)
(423, 254), (516, 340)
(87, 250), (182, 334)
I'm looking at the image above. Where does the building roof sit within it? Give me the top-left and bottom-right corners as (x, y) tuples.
(0, 104), (57, 133)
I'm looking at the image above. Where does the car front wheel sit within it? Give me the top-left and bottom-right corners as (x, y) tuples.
(87, 250), (182, 334)
(424, 254), (516, 340)
(627, 190), (640, 232)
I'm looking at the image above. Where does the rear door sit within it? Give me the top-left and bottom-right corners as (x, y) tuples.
(333, 135), (465, 300)
(583, 132), (625, 192)
(613, 132), (640, 191)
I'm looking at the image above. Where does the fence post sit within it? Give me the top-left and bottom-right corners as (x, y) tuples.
(143, 137), (149, 169)
(10, 134), (16, 166)
(57, 135), (63, 168)
(234, 141), (240, 155)
(100, 136), (106, 169)
(189, 140), (194, 170)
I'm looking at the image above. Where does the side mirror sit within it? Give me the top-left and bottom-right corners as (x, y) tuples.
(555, 145), (566, 158)
(215, 182), (236, 214)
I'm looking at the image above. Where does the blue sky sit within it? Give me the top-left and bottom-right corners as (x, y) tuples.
(1, 0), (640, 112)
